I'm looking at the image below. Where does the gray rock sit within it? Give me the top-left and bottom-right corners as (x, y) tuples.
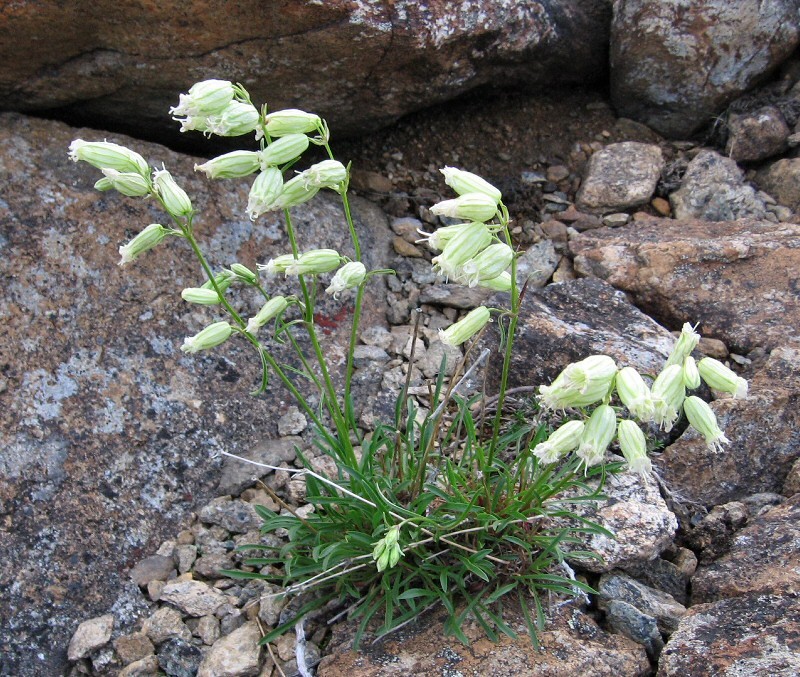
(602, 213), (631, 227)
(193, 552), (234, 580)
(726, 106), (790, 162)
(160, 580), (229, 617)
(352, 344), (391, 368)
(576, 142), (664, 213)
(174, 544), (198, 574)
(114, 632), (155, 666)
(599, 572), (686, 634)
(200, 497), (262, 534)
(670, 150), (767, 221)
(610, 0), (800, 137)
(276, 407), (307, 436)
(197, 615), (221, 646)
(129, 555), (176, 588)
(418, 338), (462, 379)
(658, 594), (800, 676)
(67, 614), (114, 661)
(360, 325), (394, 352)
(118, 655), (161, 677)
(516, 239), (560, 289)
(258, 585), (288, 627)
(606, 600), (664, 659)
(755, 157), (800, 211)
(623, 556), (692, 606)
(418, 283), (493, 309)
(217, 437), (301, 496)
(157, 638), (204, 677)
(197, 621), (262, 677)
(142, 606), (192, 645)
(683, 501), (748, 563)
(2, 2), (612, 143)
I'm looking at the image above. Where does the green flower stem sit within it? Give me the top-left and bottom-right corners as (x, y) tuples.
(487, 208), (519, 468)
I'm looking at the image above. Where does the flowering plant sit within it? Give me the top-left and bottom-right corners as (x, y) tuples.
(70, 80), (743, 649)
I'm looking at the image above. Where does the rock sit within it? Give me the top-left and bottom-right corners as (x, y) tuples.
(623, 556), (691, 606)
(418, 283), (492, 309)
(656, 343), (800, 506)
(0, 113), (392, 675)
(669, 150), (767, 221)
(650, 198), (670, 217)
(157, 638), (204, 677)
(118, 655), (161, 677)
(657, 593), (800, 676)
(174, 544), (198, 574)
(217, 437), (301, 496)
(393, 235), (425, 258)
(726, 106), (790, 162)
(197, 621), (262, 677)
(516, 239), (560, 288)
(563, 472), (677, 573)
(682, 501), (749, 563)
(602, 212), (632, 227)
(352, 344), (390, 368)
(691, 494), (800, 603)
(785, 457), (800, 496)
(258, 585), (288, 628)
(755, 157), (800, 211)
(67, 614), (114, 661)
(142, 606), (193, 645)
(610, 0), (800, 138)
(360, 325), (393, 352)
(486, 277), (675, 391)
(318, 603), (649, 676)
(193, 552), (235, 580)
(160, 580), (229, 617)
(605, 600), (664, 659)
(1, 1), (612, 143)
(598, 572), (686, 634)
(197, 615), (221, 646)
(277, 407), (307, 436)
(200, 497), (262, 534)
(576, 142), (664, 213)
(129, 555), (176, 588)
(418, 338), (462, 379)
(114, 632), (155, 666)
(571, 218), (800, 353)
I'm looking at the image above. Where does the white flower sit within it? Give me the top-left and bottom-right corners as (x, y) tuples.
(326, 262), (367, 297)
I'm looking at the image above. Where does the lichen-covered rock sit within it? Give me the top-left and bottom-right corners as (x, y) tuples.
(142, 606), (192, 646)
(199, 497), (262, 534)
(159, 580), (228, 617)
(691, 494), (800, 603)
(755, 157), (800, 211)
(610, 0), (800, 137)
(669, 150), (767, 221)
(725, 106), (791, 162)
(571, 218), (800, 353)
(657, 593), (800, 676)
(0, 1), (612, 143)
(197, 621), (262, 677)
(598, 572), (686, 634)
(576, 142), (664, 214)
(0, 113), (391, 675)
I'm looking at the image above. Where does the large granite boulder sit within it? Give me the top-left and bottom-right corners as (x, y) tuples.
(0, 1), (612, 143)
(0, 113), (392, 676)
(610, 0), (800, 138)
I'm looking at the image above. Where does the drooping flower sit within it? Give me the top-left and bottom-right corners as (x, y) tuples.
(577, 404), (617, 468)
(170, 79), (235, 118)
(431, 221), (492, 279)
(98, 168), (151, 197)
(69, 140), (149, 177)
(285, 249), (342, 276)
(532, 420), (585, 464)
(683, 355), (701, 390)
(665, 322), (700, 368)
(438, 306), (491, 347)
(263, 109), (322, 137)
(258, 134), (310, 167)
(246, 296), (290, 335)
(153, 167), (193, 218)
(457, 243), (514, 287)
(181, 287), (223, 305)
(683, 396), (730, 452)
(195, 151), (261, 179)
(440, 167), (502, 203)
(617, 419), (651, 476)
(246, 168), (284, 219)
(651, 364), (685, 431)
(180, 321), (233, 353)
(430, 192), (499, 222)
(326, 261), (367, 297)
(615, 367), (655, 421)
(118, 224), (170, 265)
(698, 357), (748, 399)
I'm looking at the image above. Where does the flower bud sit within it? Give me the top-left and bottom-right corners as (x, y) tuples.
(181, 287), (222, 305)
(478, 271), (512, 292)
(698, 357), (748, 399)
(372, 526), (403, 572)
(259, 134), (310, 167)
(69, 140), (149, 177)
(458, 243), (514, 287)
(300, 160), (347, 191)
(118, 223), (169, 265)
(438, 306), (491, 347)
(430, 192), (499, 222)
(683, 355), (701, 390)
(286, 249), (342, 276)
(201, 270), (235, 294)
(440, 166), (502, 203)
(617, 420), (651, 475)
(94, 177), (114, 191)
(246, 295), (289, 335)
(615, 367), (655, 421)
(180, 321), (233, 354)
(431, 221), (492, 279)
(170, 79), (235, 117)
(684, 396), (730, 452)
(247, 168), (284, 220)
(665, 322), (700, 368)
(264, 109), (322, 137)
(153, 168), (193, 218)
(577, 404), (617, 468)
(99, 168), (151, 197)
(195, 151), (261, 179)
(652, 364), (685, 431)
(562, 355), (617, 398)
(532, 420), (585, 464)
(229, 263), (258, 284)
(206, 101), (260, 137)
(326, 261), (367, 297)
(274, 173), (320, 210)
(258, 253), (297, 276)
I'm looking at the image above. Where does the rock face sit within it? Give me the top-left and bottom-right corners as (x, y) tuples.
(610, 0), (800, 138)
(571, 218), (800, 353)
(0, 0), (612, 143)
(756, 157), (800, 211)
(0, 113), (392, 676)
